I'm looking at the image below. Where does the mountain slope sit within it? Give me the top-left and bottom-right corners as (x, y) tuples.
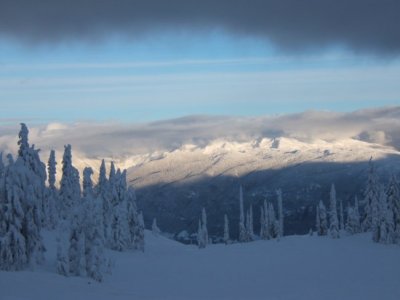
(127, 137), (400, 238)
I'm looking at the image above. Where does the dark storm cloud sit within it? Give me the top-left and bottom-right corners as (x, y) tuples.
(0, 0), (399, 54)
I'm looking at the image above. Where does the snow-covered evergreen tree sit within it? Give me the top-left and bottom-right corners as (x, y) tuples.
(59, 145), (81, 220)
(197, 219), (205, 249)
(238, 185), (246, 242)
(317, 200), (328, 236)
(387, 175), (400, 243)
(246, 205), (254, 241)
(268, 202), (279, 238)
(68, 206), (86, 276)
(329, 184), (340, 238)
(345, 197), (361, 235)
(152, 218), (161, 236)
(261, 200), (271, 239)
(0, 160), (28, 270)
(362, 159), (380, 232)
(315, 204), (320, 235)
(202, 207), (209, 246)
(277, 189), (284, 238)
(110, 196), (129, 251)
(45, 150), (58, 229)
(223, 214), (230, 245)
(260, 206), (266, 238)
(373, 186), (395, 244)
(56, 219), (69, 276)
(82, 167), (107, 281)
(136, 211), (145, 252)
(339, 200), (344, 231)
(354, 196), (361, 233)
(96, 159), (112, 244)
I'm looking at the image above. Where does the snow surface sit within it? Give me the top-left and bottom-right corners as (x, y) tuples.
(1, 230), (400, 300)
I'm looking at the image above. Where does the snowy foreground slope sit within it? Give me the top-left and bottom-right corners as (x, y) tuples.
(1, 231), (400, 300)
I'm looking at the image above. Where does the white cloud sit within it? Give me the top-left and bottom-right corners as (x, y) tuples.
(0, 107), (399, 166)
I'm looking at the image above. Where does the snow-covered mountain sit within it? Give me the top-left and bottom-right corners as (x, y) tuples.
(127, 137), (400, 239)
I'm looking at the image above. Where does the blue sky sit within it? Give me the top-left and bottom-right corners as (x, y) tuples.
(1, 30), (399, 123)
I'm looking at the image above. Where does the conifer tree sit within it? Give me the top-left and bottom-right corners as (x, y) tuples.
(83, 167), (106, 281)
(0, 160), (28, 270)
(354, 196), (361, 233)
(318, 200), (328, 236)
(387, 175), (400, 243)
(96, 159), (112, 245)
(268, 202), (279, 238)
(315, 204), (320, 235)
(136, 211), (145, 252)
(248, 205), (254, 239)
(202, 207), (209, 246)
(46, 150), (58, 228)
(329, 184), (340, 238)
(277, 189), (284, 238)
(362, 159), (380, 232)
(223, 214), (230, 245)
(238, 185), (246, 242)
(59, 145), (81, 220)
(152, 218), (161, 236)
(197, 219), (205, 249)
(263, 200), (270, 239)
(339, 200), (344, 231)
(260, 206), (265, 238)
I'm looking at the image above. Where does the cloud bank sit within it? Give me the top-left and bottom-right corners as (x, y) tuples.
(1, 0), (400, 54)
(0, 107), (399, 165)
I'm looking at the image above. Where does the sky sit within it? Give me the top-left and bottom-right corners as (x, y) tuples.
(1, 0), (400, 123)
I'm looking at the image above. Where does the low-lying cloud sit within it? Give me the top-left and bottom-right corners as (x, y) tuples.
(0, 107), (399, 165)
(1, 0), (400, 54)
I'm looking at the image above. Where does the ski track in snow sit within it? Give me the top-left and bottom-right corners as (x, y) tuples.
(1, 230), (400, 300)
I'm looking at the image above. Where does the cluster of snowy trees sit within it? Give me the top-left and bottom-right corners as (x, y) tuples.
(198, 185), (284, 248)
(315, 159), (400, 245)
(0, 124), (144, 281)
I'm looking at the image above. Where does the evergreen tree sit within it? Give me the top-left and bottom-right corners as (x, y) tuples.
(197, 219), (205, 249)
(315, 204), (320, 235)
(68, 206), (86, 276)
(339, 200), (344, 231)
(223, 214), (230, 245)
(354, 196), (361, 233)
(56, 219), (69, 276)
(262, 200), (271, 239)
(59, 145), (81, 220)
(202, 207), (209, 246)
(362, 159), (380, 232)
(82, 167), (107, 281)
(318, 200), (328, 236)
(374, 186), (395, 244)
(268, 202), (279, 238)
(96, 159), (112, 245)
(110, 196), (129, 251)
(46, 150), (58, 228)
(370, 184), (381, 242)
(247, 205), (254, 240)
(329, 184), (340, 238)
(152, 218), (161, 236)
(387, 175), (400, 243)
(277, 189), (284, 238)
(260, 206), (265, 238)
(238, 185), (246, 242)
(136, 211), (145, 252)
(0, 160), (28, 270)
